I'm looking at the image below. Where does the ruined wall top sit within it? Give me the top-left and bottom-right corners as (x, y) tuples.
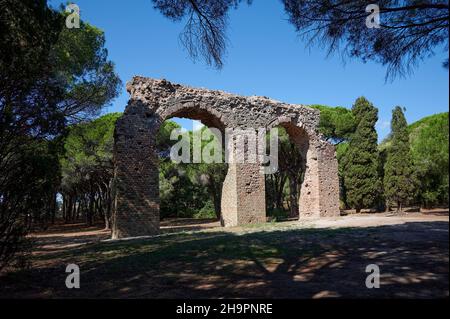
(125, 76), (322, 138)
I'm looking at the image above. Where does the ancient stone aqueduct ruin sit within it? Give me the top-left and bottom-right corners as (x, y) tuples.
(112, 77), (340, 239)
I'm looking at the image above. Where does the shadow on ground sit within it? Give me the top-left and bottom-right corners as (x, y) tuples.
(160, 218), (220, 234)
(0, 220), (448, 299)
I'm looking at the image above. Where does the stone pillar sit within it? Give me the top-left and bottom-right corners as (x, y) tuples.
(299, 141), (340, 219)
(299, 143), (321, 218)
(317, 142), (341, 217)
(112, 104), (160, 239)
(221, 163), (266, 227)
(220, 130), (266, 227)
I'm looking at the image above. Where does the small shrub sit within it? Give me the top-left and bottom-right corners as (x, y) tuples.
(193, 201), (216, 219)
(268, 208), (289, 222)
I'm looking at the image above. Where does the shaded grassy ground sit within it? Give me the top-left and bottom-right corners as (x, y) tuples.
(0, 218), (448, 298)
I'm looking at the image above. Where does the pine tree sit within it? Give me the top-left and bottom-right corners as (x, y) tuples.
(343, 97), (381, 212)
(383, 106), (415, 212)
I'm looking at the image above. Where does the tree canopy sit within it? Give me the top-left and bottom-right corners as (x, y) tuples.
(60, 113), (121, 227)
(381, 112), (449, 207)
(383, 107), (416, 211)
(0, 0), (121, 270)
(158, 123), (227, 219)
(51, 17), (122, 122)
(310, 104), (356, 144)
(342, 97), (381, 211)
(409, 112), (449, 207)
(151, 0), (449, 78)
(283, 0), (449, 79)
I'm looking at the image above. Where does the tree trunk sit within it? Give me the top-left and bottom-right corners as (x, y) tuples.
(66, 196), (73, 223)
(72, 199), (77, 222)
(288, 177), (299, 218)
(51, 191), (57, 224)
(87, 192), (94, 226)
(207, 182), (222, 220)
(213, 193), (221, 220)
(62, 194), (66, 222)
(104, 187), (112, 230)
(76, 200), (80, 220)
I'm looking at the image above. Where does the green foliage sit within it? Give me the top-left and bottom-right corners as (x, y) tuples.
(383, 107), (416, 210)
(0, 0), (120, 269)
(336, 142), (349, 163)
(342, 97), (381, 211)
(0, 139), (60, 269)
(61, 113), (121, 190)
(51, 11), (122, 120)
(159, 166), (206, 218)
(157, 120), (182, 152)
(308, 105), (357, 209)
(0, 0), (63, 270)
(60, 113), (121, 225)
(267, 208), (289, 222)
(310, 105), (356, 144)
(158, 123), (227, 219)
(193, 201), (217, 219)
(335, 142), (349, 208)
(266, 127), (305, 217)
(379, 112), (449, 208)
(265, 107), (355, 215)
(409, 113), (449, 207)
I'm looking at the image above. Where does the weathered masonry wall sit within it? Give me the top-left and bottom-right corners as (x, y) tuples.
(112, 77), (340, 239)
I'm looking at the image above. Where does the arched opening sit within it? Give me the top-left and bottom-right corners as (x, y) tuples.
(113, 101), (269, 238)
(156, 107), (228, 232)
(265, 122), (310, 221)
(113, 78), (340, 239)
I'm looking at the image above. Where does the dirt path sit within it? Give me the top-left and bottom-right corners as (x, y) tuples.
(30, 211), (449, 251)
(1, 212), (448, 298)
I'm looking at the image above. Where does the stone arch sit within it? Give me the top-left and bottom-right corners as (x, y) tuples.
(112, 77), (340, 239)
(266, 116), (340, 219)
(112, 100), (228, 239)
(159, 104), (227, 132)
(267, 118), (318, 218)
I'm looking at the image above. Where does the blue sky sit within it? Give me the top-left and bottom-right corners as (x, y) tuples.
(51, 0), (449, 140)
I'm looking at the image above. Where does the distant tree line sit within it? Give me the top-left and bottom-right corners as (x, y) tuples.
(56, 105), (448, 229)
(381, 112), (449, 208)
(320, 100), (448, 212)
(265, 99), (448, 217)
(59, 114), (120, 229)
(157, 122), (227, 220)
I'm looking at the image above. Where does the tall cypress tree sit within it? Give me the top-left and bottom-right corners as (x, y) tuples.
(343, 97), (381, 212)
(383, 106), (415, 212)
